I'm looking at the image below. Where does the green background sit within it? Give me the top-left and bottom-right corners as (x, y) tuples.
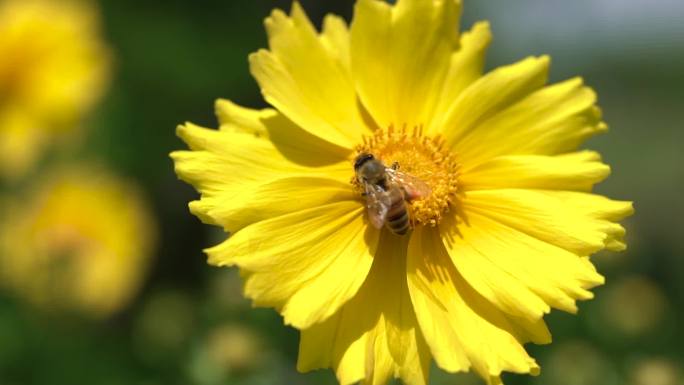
(1, 1), (682, 384)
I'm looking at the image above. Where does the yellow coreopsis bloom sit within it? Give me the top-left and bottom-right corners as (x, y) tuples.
(0, 167), (156, 317)
(172, 1), (633, 384)
(0, 0), (110, 179)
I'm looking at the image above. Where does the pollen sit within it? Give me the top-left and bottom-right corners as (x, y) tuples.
(354, 126), (460, 227)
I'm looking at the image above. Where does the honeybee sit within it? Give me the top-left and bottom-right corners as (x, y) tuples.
(354, 153), (431, 235)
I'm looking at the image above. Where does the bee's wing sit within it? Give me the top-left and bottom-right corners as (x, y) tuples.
(386, 168), (432, 200)
(365, 183), (391, 229)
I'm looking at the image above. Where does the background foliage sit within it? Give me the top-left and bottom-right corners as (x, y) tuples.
(1, 1), (682, 384)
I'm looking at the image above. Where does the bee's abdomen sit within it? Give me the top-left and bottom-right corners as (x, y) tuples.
(386, 189), (410, 235)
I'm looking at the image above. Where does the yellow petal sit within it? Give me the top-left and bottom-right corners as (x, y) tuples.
(439, 211), (605, 318)
(461, 151), (610, 192)
(214, 99), (269, 136)
(427, 21), (492, 135)
(350, 0), (461, 129)
(440, 56), (550, 149)
(407, 227), (543, 384)
(249, 3), (370, 148)
(214, 100), (350, 164)
(193, 176), (355, 233)
(465, 189), (634, 256)
(207, 201), (378, 329)
(454, 77), (606, 169)
(171, 122), (350, 232)
(298, 232), (431, 385)
(320, 14), (351, 73)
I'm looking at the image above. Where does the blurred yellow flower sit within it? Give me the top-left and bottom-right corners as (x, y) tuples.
(172, 1), (633, 384)
(0, 0), (110, 179)
(205, 324), (263, 373)
(0, 166), (155, 317)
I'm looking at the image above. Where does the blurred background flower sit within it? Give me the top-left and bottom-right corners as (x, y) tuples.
(0, 166), (156, 317)
(0, 0), (110, 180)
(0, 0), (682, 385)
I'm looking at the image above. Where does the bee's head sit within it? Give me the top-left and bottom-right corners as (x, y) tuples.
(354, 153), (385, 183)
(354, 153), (374, 171)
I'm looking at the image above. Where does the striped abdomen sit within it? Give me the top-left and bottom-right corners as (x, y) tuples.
(385, 186), (410, 235)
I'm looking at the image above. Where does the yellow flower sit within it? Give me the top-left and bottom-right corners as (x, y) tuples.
(0, 0), (110, 179)
(0, 166), (156, 317)
(171, 1), (633, 384)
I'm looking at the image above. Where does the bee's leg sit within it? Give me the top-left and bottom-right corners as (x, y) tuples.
(399, 186), (410, 200)
(391, 161), (399, 170)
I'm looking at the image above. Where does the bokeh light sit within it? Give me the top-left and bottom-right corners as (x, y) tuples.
(630, 357), (682, 385)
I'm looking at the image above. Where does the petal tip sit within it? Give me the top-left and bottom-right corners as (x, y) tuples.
(247, 49), (267, 66)
(529, 363), (541, 376)
(322, 13), (348, 29)
(538, 54), (551, 65)
(472, 20), (492, 34)
(624, 201), (635, 215)
(168, 150), (184, 162)
(214, 98), (230, 113)
(175, 123), (196, 145)
(290, 0), (305, 17)
(264, 7), (288, 27)
(463, 20), (493, 49)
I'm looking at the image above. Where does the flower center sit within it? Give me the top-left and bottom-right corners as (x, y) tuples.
(353, 126), (460, 227)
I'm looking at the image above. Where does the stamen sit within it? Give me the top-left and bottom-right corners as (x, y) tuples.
(353, 126), (460, 226)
